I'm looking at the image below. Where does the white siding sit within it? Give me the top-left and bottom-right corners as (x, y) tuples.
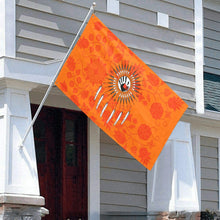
(16, 0), (195, 113)
(201, 136), (219, 210)
(100, 131), (147, 213)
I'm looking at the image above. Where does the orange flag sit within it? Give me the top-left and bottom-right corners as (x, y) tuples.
(55, 14), (188, 170)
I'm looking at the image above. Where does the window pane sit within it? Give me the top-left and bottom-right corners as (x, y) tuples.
(65, 119), (78, 142)
(204, 72), (220, 112)
(35, 140), (46, 163)
(66, 143), (77, 166)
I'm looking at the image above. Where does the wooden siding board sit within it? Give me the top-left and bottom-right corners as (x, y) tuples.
(131, 49), (194, 75)
(101, 180), (146, 196)
(16, 52), (51, 62)
(100, 204), (146, 213)
(204, 66), (220, 76)
(113, 30), (194, 62)
(162, 0), (193, 9)
(205, 38), (220, 52)
(201, 179), (219, 191)
(101, 155), (146, 172)
(16, 5), (83, 35)
(101, 131), (117, 145)
(163, 83), (194, 98)
(201, 190), (218, 202)
(120, 3), (156, 26)
(204, 57), (220, 71)
(201, 136), (218, 147)
(97, 13), (194, 49)
(101, 143), (133, 159)
(204, 29), (220, 42)
(204, 19), (220, 33)
(119, 0), (194, 22)
(201, 168), (218, 180)
(16, 21), (73, 47)
(200, 136), (219, 210)
(169, 17), (194, 36)
(16, 37), (67, 60)
(201, 146), (218, 158)
(201, 201), (218, 211)
(62, 0), (107, 11)
(17, 0), (91, 20)
(205, 48), (220, 61)
(204, 8), (220, 21)
(119, 4), (194, 36)
(201, 157), (218, 169)
(101, 192), (146, 209)
(100, 137), (147, 213)
(204, 7), (220, 83)
(100, 168), (146, 184)
(151, 66), (195, 80)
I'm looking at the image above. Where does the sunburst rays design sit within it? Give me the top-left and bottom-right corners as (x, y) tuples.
(94, 62), (142, 125)
(105, 62), (141, 107)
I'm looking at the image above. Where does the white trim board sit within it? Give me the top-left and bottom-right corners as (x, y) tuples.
(88, 120), (100, 220)
(195, 0), (204, 114)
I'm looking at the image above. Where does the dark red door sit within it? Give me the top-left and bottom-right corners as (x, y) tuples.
(61, 110), (88, 220)
(32, 106), (88, 220)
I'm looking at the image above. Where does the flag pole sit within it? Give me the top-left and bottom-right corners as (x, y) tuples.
(19, 2), (96, 148)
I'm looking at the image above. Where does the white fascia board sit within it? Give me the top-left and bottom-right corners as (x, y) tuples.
(0, 57), (61, 86)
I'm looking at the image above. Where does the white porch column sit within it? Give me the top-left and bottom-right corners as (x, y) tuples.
(148, 121), (199, 212)
(0, 85), (45, 219)
(88, 119), (100, 220)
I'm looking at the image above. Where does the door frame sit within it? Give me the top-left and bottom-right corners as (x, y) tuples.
(32, 105), (89, 219)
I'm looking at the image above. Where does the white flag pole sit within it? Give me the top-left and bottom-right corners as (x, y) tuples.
(19, 2), (96, 148)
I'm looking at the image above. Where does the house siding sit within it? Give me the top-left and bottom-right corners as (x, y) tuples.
(204, 8), (220, 112)
(204, 8), (220, 76)
(16, 0), (195, 113)
(201, 136), (219, 211)
(100, 131), (147, 213)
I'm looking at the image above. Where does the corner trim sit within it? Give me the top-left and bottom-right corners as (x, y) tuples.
(88, 119), (100, 220)
(195, 0), (204, 114)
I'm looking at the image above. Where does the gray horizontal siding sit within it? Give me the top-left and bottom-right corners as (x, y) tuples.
(204, 8), (220, 112)
(16, 0), (195, 111)
(201, 136), (219, 211)
(204, 8), (220, 76)
(100, 131), (147, 213)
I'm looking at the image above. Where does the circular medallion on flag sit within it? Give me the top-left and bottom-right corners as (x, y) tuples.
(105, 62), (141, 107)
